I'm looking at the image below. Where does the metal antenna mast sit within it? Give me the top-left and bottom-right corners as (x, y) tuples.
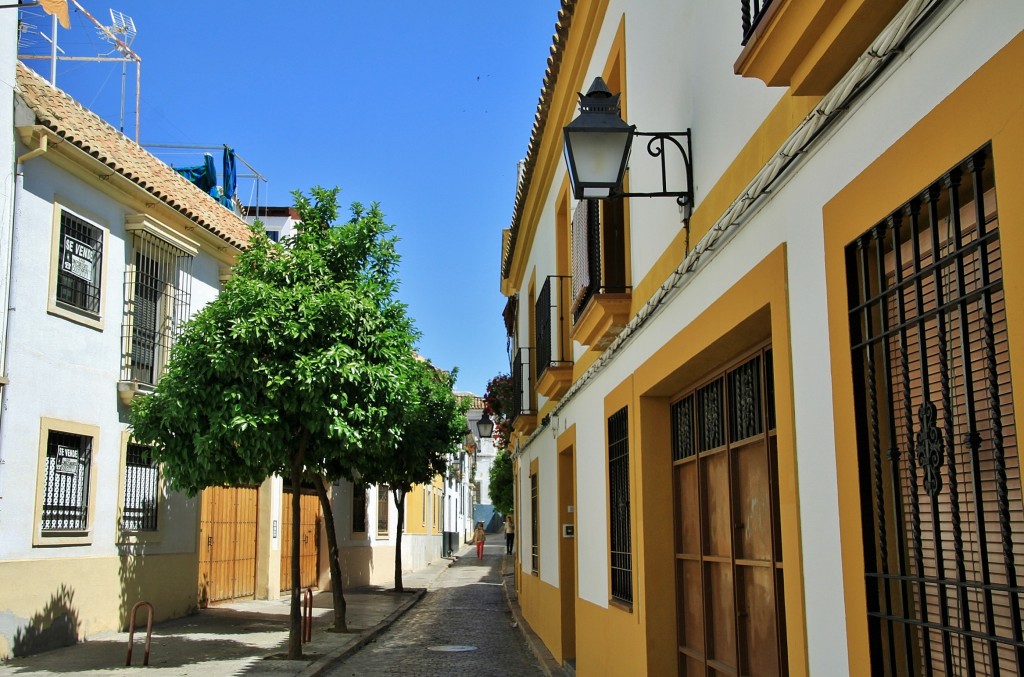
(18, 1), (143, 140)
(103, 9), (137, 136)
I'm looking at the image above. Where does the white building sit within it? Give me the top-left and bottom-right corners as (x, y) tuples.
(0, 61), (251, 657)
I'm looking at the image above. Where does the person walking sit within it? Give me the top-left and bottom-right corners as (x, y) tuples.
(474, 521), (487, 560)
(504, 516), (515, 555)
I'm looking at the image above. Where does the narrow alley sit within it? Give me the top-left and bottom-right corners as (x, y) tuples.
(327, 542), (545, 677)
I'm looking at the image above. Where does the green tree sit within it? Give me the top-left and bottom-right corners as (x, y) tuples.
(483, 372), (515, 516)
(361, 359), (468, 592)
(488, 449), (514, 516)
(130, 187), (417, 658)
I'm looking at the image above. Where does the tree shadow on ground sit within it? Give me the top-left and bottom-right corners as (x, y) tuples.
(11, 585), (80, 658)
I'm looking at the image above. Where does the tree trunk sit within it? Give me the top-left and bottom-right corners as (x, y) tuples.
(287, 432), (308, 659)
(393, 488), (405, 592)
(314, 477), (347, 632)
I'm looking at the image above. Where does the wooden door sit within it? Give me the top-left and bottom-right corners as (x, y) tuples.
(198, 485), (258, 604)
(672, 348), (787, 676)
(281, 488), (321, 591)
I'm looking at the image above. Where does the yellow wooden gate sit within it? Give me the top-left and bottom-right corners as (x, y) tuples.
(280, 488), (321, 592)
(198, 485), (258, 605)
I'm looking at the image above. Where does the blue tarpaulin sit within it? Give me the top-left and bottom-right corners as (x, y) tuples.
(222, 147), (236, 204)
(175, 153), (217, 194)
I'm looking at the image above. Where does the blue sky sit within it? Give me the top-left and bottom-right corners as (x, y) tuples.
(18, 1), (560, 395)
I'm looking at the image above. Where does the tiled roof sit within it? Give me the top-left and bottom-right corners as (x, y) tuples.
(502, 0), (576, 280)
(15, 62), (252, 250)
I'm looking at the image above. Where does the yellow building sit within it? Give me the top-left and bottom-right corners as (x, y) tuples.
(499, 0), (1024, 674)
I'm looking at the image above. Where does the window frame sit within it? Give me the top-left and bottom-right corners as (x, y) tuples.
(116, 430), (164, 544)
(47, 200), (109, 330)
(608, 405), (633, 607)
(120, 217), (197, 387)
(33, 417), (100, 546)
(351, 482), (368, 536)
(377, 484), (390, 537)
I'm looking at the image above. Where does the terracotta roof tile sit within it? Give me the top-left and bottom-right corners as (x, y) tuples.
(15, 62), (252, 250)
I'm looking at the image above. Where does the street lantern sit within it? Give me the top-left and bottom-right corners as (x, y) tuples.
(563, 77), (695, 216)
(563, 77), (635, 200)
(476, 412), (494, 439)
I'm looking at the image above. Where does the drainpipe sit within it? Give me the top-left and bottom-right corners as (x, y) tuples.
(0, 131), (50, 503)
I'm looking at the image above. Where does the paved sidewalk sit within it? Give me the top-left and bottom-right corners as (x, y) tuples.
(0, 550), (464, 677)
(0, 542), (566, 677)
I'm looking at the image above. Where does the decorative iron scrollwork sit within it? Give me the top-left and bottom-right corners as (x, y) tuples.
(916, 402), (943, 497)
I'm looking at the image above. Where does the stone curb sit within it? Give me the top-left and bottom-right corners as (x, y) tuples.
(298, 558), (457, 677)
(500, 554), (568, 677)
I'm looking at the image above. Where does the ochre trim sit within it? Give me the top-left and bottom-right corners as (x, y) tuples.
(571, 293), (632, 349)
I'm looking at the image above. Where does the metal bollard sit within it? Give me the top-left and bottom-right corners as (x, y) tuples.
(125, 600), (154, 666)
(302, 588), (313, 643)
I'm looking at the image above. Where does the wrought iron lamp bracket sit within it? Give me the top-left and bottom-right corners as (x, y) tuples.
(614, 130), (694, 216)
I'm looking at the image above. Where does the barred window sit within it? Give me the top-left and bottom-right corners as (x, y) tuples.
(377, 484), (390, 535)
(531, 471), (540, 573)
(609, 406), (632, 604)
(42, 430), (92, 531)
(352, 483), (367, 534)
(122, 444), (159, 531)
(122, 231), (193, 386)
(56, 210), (103, 314)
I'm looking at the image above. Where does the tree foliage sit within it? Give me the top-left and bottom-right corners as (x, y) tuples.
(361, 358), (469, 590)
(130, 187), (417, 656)
(483, 372), (515, 516)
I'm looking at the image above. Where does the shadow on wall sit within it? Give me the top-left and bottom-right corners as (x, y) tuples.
(11, 585), (80, 658)
(118, 543), (143, 631)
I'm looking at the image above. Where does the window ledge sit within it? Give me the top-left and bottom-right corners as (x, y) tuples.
(118, 380), (154, 406)
(513, 414), (538, 437)
(572, 293), (632, 350)
(34, 530), (92, 547)
(536, 364), (573, 401)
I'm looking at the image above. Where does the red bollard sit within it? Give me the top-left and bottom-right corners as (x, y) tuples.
(125, 600), (154, 666)
(302, 588), (313, 643)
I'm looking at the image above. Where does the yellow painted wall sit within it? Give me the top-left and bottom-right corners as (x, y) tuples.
(823, 31), (1024, 677)
(0, 552), (197, 659)
(574, 596), (647, 676)
(519, 569), (567, 663)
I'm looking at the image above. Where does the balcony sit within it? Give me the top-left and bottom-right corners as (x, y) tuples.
(735, 0), (905, 95)
(510, 347), (537, 435)
(535, 276), (573, 401)
(571, 199), (632, 350)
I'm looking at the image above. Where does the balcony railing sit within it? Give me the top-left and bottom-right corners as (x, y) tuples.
(741, 0), (775, 45)
(535, 276), (573, 380)
(572, 199), (628, 323)
(510, 347), (536, 424)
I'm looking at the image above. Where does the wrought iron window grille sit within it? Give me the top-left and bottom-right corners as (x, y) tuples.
(741, 0), (775, 45)
(56, 210), (103, 314)
(122, 443), (159, 531)
(121, 231), (193, 386)
(608, 406), (632, 605)
(847, 145), (1023, 674)
(510, 347), (536, 424)
(42, 430), (92, 531)
(535, 275), (573, 380)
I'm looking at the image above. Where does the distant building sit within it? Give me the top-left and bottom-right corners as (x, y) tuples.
(241, 205), (299, 242)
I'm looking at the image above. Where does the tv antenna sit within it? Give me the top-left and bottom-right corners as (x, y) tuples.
(17, 1), (143, 141)
(99, 9), (137, 136)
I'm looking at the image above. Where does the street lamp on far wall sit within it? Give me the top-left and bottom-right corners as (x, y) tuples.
(476, 412), (494, 439)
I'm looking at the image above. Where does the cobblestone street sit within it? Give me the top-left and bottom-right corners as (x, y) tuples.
(326, 541), (544, 677)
